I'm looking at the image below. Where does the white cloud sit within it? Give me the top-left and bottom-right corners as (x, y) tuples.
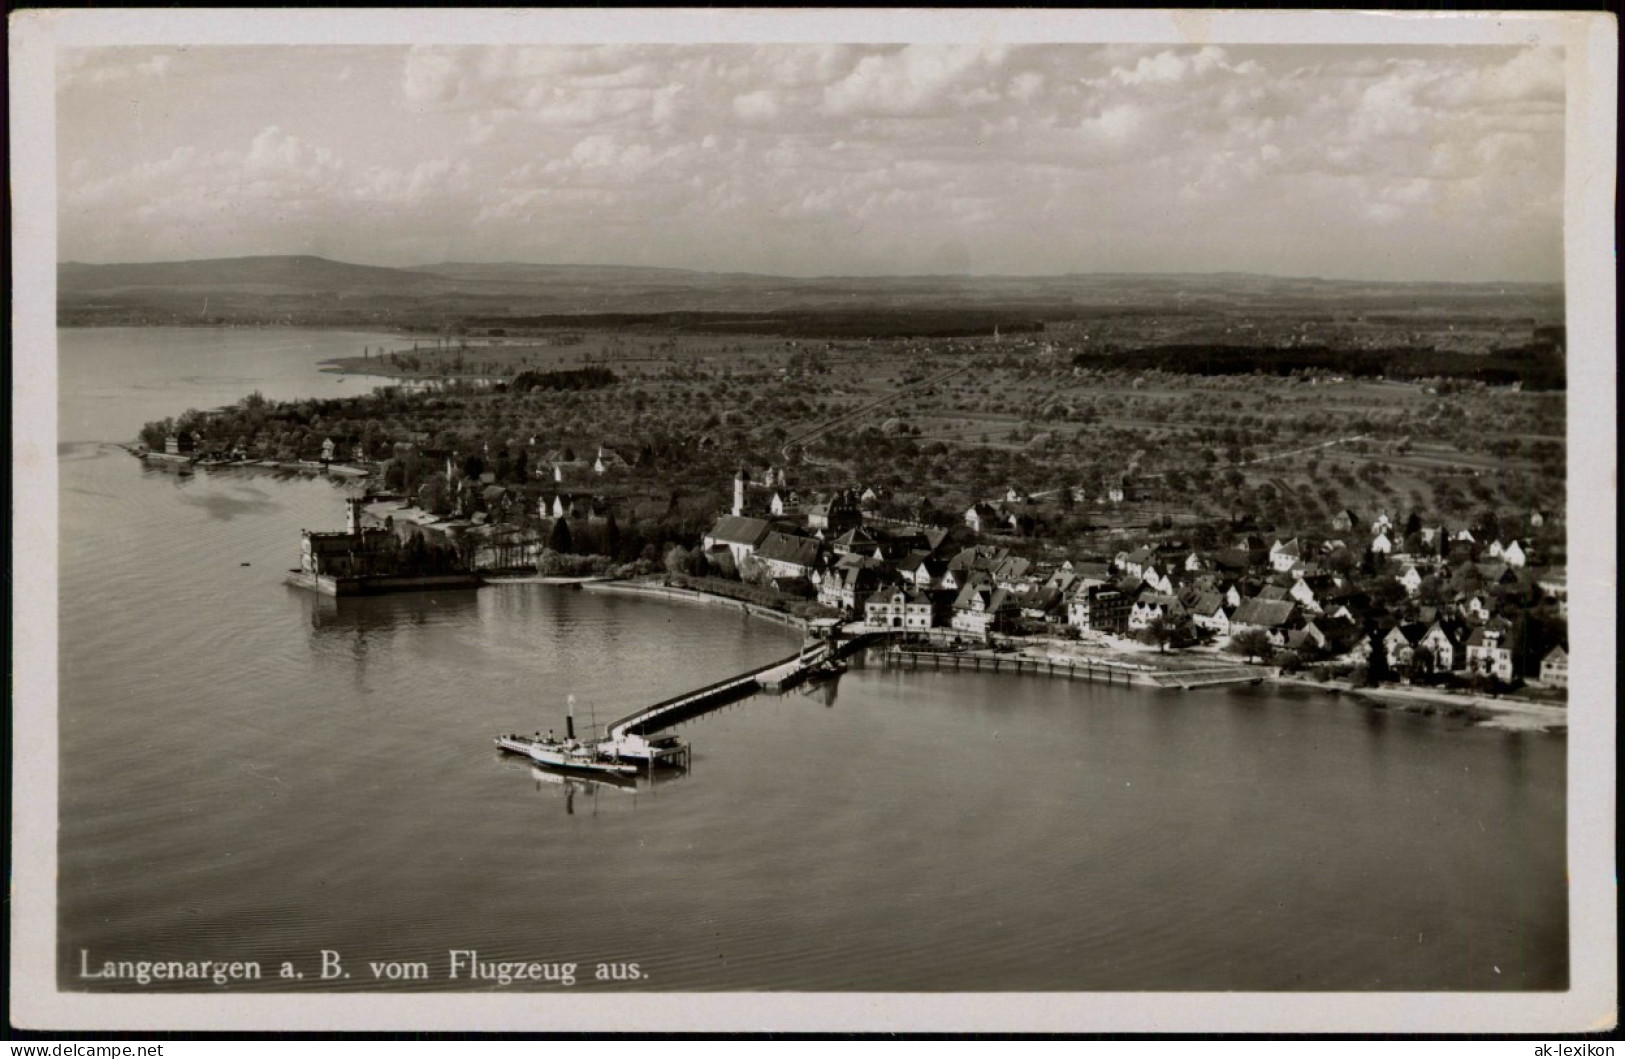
(1009, 71), (1045, 102)
(822, 45), (1008, 117)
(57, 43), (1566, 281)
(1110, 46), (1233, 86)
(363, 158), (470, 206)
(1080, 103), (1143, 142)
(733, 89), (779, 122)
(401, 45), (471, 107)
(244, 126), (340, 181)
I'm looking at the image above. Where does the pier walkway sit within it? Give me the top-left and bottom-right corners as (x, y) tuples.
(881, 646), (1146, 685)
(606, 634), (877, 740)
(879, 644), (1265, 689)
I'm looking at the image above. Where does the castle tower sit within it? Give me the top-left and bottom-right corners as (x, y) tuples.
(346, 496), (365, 535)
(733, 466), (750, 517)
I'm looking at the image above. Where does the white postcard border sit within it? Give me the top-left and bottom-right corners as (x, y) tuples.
(9, 8), (1617, 1035)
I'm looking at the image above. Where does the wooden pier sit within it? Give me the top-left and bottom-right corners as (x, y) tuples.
(605, 633), (878, 740)
(879, 646), (1263, 690)
(600, 632), (1264, 748)
(881, 647), (1139, 685)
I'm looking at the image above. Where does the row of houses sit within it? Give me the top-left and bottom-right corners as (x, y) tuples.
(700, 480), (1568, 687)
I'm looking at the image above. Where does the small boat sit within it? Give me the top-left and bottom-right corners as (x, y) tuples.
(494, 695), (639, 776)
(495, 733), (639, 776)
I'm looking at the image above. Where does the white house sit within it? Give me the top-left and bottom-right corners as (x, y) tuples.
(1539, 646), (1568, 688)
(1465, 622), (1516, 683)
(1128, 592), (1184, 631)
(1067, 584), (1131, 633)
(1270, 539), (1303, 573)
(703, 515), (773, 568)
(1287, 577), (1325, 614)
(1187, 593), (1231, 636)
(864, 588), (937, 632)
(1140, 566), (1174, 596)
(1418, 621), (1463, 672)
(753, 532), (822, 581)
(1119, 547), (1154, 579)
(951, 584), (1018, 636)
(964, 502), (1000, 533)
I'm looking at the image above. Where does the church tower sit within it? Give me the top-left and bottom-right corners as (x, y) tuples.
(733, 466), (750, 517)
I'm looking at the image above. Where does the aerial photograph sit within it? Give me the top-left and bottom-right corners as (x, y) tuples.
(11, 9), (1616, 1036)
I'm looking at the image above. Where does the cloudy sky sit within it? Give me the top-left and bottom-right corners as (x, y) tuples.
(56, 43), (1565, 281)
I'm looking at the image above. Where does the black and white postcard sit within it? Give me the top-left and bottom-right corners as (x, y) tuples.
(9, 9), (1617, 1035)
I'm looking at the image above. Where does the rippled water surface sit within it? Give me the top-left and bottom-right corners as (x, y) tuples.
(54, 329), (1568, 991)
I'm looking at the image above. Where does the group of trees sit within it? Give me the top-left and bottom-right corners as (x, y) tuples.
(508, 367), (618, 393)
(1069, 342), (1565, 390)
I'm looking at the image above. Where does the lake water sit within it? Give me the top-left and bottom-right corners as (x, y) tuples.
(51, 328), (1568, 992)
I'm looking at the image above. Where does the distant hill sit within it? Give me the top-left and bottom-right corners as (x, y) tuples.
(57, 254), (1565, 332)
(61, 255), (451, 295)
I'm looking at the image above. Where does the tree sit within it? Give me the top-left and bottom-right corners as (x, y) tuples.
(138, 417), (176, 450)
(664, 544), (700, 578)
(1365, 634), (1392, 685)
(707, 548), (739, 581)
(418, 473), (451, 516)
(1368, 578), (1408, 608)
(1148, 614), (1196, 651)
(548, 517), (573, 554)
(738, 554), (770, 586)
(1230, 628), (1275, 663)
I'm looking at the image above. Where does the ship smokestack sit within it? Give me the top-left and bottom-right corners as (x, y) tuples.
(566, 695), (576, 741)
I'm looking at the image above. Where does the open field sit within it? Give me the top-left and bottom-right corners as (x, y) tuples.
(106, 255), (1564, 561)
(162, 322), (1565, 568)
